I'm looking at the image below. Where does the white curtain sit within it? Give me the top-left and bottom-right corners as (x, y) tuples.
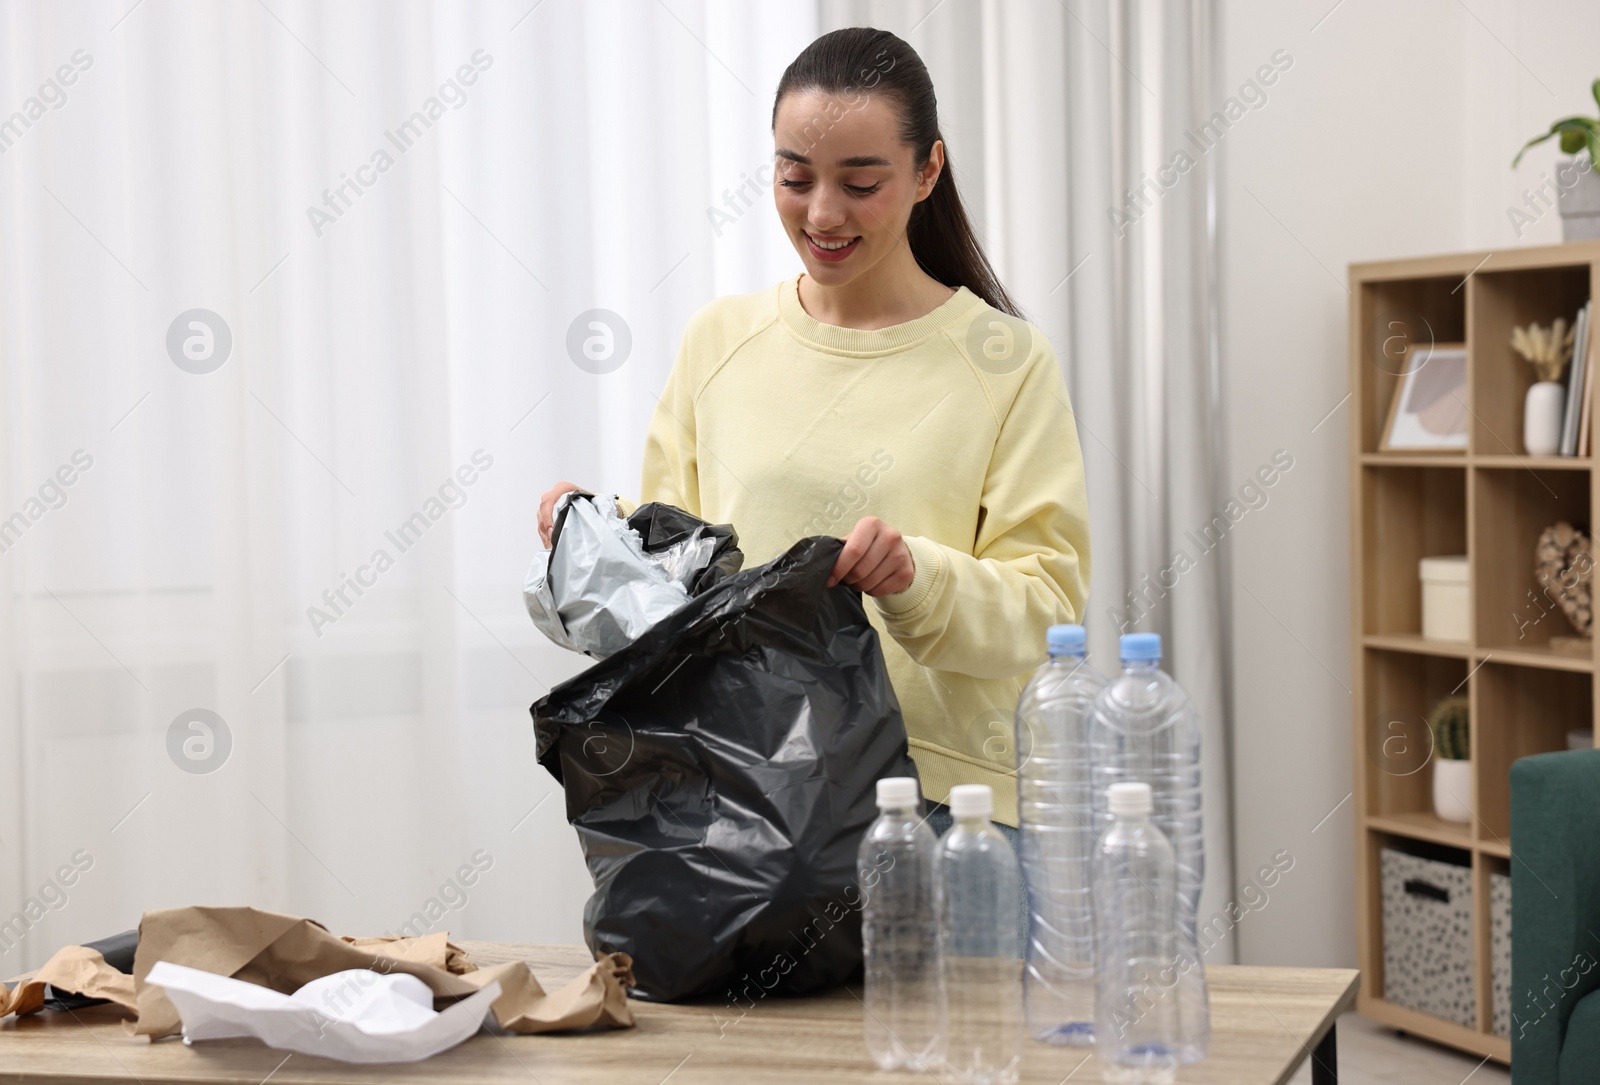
(0, 0), (817, 970)
(820, 0), (1236, 958)
(1, 0), (1232, 970)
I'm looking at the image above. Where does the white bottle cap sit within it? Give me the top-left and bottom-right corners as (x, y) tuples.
(875, 777), (920, 809)
(1107, 782), (1153, 817)
(948, 784), (993, 819)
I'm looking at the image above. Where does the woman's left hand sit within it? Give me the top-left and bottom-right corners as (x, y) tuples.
(829, 516), (915, 596)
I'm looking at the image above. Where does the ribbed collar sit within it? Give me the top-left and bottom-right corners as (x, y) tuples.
(776, 272), (986, 356)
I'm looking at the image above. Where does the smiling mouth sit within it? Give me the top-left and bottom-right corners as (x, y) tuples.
(805, 231), (861, 259)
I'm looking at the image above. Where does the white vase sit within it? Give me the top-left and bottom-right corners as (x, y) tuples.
(1432, 758), (1473, 824)
(1524, 381), (1565, 456)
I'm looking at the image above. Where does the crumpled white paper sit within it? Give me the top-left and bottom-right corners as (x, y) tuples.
(145, 961), (502, 1064)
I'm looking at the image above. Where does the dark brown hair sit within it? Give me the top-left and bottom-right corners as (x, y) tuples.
(772, 27), (1022, 318)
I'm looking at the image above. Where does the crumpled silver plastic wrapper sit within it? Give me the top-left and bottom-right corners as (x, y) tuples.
(524, 492), (720, 659)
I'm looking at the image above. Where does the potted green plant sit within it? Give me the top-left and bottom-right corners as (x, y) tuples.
(1428, 696), (1472, 823)
(1513, 79), (1600, 240)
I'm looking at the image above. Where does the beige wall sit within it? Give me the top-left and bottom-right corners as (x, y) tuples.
(1219, 0), (1600, 965)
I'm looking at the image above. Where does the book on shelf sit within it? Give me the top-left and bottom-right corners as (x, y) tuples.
(1574, 302), (1587, 457)
(1561, 300), (1592, 456)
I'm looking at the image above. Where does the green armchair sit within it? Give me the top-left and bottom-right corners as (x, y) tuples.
(1510, 746), (1600, 1082)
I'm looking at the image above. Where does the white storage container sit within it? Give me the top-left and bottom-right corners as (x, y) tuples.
(1380, 845), (1476, 1027)
(1491, 871), (1511, 1039)
(1420, 555), (1469, 641)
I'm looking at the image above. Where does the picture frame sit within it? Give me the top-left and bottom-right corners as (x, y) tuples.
(1380, 342), (1469, 452)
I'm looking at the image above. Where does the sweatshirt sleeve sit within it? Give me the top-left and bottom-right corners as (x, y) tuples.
(870, 343), (1091, 680)
(620, 322), (703, 520)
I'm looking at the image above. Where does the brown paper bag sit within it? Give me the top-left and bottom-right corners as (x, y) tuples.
(0, 944), (138, 1017)
(3, 906), (633, 1039)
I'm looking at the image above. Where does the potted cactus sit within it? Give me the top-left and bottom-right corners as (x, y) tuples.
(1428, 696), (1472, 823)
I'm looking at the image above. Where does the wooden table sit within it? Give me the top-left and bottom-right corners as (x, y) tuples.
(0, 942), (1359, 1084)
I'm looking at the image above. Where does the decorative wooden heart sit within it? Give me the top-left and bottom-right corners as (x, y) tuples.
(1535, 521), (1594, 637)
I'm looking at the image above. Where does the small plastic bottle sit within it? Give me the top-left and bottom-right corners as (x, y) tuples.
(1094, 781), (1181, 1085)
(937, 784), (1024, 1084)
(857, 780), (940, 1068)
(859, 776), (945, 1071)
(1014, 623), (1106, 1044)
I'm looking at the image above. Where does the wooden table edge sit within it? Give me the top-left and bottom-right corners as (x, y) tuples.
(0, 946), (1366, 1085)
(1279, 967), (1361, 1085)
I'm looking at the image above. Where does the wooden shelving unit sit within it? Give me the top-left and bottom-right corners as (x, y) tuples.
(1350, 241), (1600, 1065)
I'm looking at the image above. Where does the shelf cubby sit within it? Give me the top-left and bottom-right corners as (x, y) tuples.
(1356, 276), (1466, 456)
(1475, 853), (1513, 1040)
(1468, 265), (1592, 458)
(1361, 465), (1467, 639)
(1362, 831), (1497, 1057)
(1472, 661), (1590, 842)
(1362, 648), (1469, 823)
(1472, 466), (1590, 655)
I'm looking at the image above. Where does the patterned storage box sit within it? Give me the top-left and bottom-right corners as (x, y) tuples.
(1381, 845), (1476, 1027)
(1491, 872), (1511, 1039)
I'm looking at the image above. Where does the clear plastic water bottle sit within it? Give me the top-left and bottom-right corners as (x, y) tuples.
(1088, 633), (1210, 1063)
(859, 777), (945, 1071)
(937, 784), (1024, 1084)
(1095, 781), (1181, 1084)
(1014, 623), (1106, 1045)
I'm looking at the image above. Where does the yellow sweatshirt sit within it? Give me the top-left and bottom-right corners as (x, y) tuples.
(618, 272), (1090, 826)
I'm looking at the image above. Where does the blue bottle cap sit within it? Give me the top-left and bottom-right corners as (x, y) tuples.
(1046, 624), (1086, 656)
(1120, 632), (1162, 661)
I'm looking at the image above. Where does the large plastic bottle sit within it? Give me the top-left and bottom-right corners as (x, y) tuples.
(1087, 632), (1209, 1063)
(858, 776), (945, 1071)
(1014, 623), (1106, 1045)
(937, 783), (1024, 1085)
(1094, 781), (1182, 1084)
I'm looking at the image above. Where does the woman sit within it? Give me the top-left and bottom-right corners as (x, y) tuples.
(539, 27), (1090, 849)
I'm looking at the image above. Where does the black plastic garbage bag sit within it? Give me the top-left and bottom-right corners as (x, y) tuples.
(623, 500), (744, 595)
(532, 530), (918, 1002)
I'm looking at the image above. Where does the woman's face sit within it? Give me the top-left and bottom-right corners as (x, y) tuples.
(772, 89), (942, 287)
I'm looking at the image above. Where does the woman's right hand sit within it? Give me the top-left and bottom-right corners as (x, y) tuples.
(539, 481), (584, 548)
